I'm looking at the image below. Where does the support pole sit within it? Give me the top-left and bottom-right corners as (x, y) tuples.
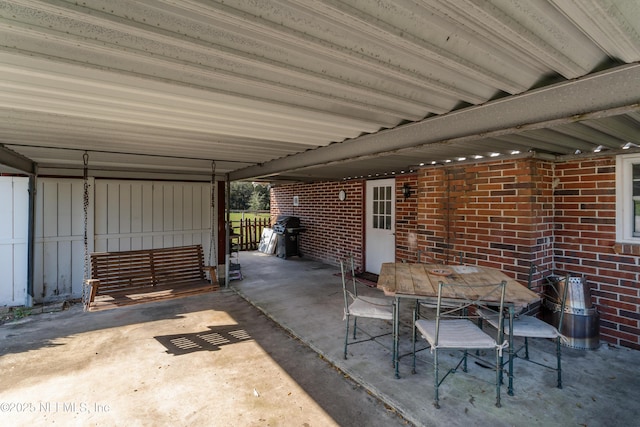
(82, 152), (90, 309)
(26, 173), (36, 307)
(224, 176), (231, 288)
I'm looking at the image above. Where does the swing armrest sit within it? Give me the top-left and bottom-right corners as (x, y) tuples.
(205, 265), (219, 287)
(86, 279), (100, 305)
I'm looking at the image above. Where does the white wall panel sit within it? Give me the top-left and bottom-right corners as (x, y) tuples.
(34, 178), (93, 303)
(0, 177), (29, 306)
(94, 180), (212, 256)
(4, 177), (214, 305)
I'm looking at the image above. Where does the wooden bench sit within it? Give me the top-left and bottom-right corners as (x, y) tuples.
(86, 244), (219, 311)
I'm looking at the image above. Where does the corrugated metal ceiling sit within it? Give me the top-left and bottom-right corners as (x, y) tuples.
(0, 0), (639, 182)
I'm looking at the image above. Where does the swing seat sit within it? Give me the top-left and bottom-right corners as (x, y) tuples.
(85, 244), (219, 311)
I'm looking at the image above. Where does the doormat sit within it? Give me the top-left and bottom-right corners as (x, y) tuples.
(334, 271), (379, 288)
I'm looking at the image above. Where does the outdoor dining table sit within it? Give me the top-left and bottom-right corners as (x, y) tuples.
(377, 262), (540, 392)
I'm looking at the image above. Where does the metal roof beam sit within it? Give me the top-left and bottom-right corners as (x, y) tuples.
(0, 144), (36, 175)
(230, 63), (640, 181)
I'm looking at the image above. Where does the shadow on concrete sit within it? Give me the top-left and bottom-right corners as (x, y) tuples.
(155, 325), (253, 355)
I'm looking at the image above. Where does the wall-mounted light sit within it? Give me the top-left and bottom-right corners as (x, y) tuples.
(402, 183), (412, 200)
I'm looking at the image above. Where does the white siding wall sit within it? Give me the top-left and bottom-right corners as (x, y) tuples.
(94, 180), (211, 253)
(29, 178), (213, 304)
(34, 178), (91, 303)
(1, 178), (214, 306)
(0, 177), (29, 306)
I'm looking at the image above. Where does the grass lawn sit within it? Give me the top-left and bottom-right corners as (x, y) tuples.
(229, 211), (271, 223)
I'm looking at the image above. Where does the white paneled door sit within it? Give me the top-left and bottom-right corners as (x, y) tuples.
(365, 179), (395, 275)
(0, 177), (29, 306)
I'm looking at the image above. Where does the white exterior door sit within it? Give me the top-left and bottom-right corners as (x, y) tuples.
(365, 179), (395, 275)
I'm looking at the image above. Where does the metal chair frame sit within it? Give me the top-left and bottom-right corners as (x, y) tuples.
(479, 265), (570, 395)
(417, 249), (464, 265)
(341, 256), (394, 361)
(412, 280), (508, 408)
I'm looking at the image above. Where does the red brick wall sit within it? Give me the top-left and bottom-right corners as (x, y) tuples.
(414, 159), (555, 285)
(396, 174), (419, 263)
(554, 158), (639, 350)
(270, 180), (366, 270)
(269, 155), (640, 349)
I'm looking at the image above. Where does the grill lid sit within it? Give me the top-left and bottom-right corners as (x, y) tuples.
(274, 215), (301, 234)
(275, 215), (300, 227)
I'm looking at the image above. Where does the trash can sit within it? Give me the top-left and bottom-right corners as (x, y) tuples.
(544, 275), (600, 350)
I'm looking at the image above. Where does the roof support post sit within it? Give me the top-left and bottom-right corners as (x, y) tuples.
(26, 174), (36, 307)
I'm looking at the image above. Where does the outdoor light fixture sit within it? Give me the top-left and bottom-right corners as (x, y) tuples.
(403, 183), (412, 200)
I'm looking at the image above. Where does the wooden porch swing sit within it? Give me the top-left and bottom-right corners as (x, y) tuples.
(82, 156), (219, 311)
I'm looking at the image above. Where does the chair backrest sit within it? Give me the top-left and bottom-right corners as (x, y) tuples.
(519, 262), (551, 316)
(340, 255), (357, 313)
(417, 249), (463, 265)
(433, 280), (507, 346)
(544, 274), (571, 329)
(417, 249), (434, 264)
(527, 263), (537, 290)
(526, 262), (549, 295)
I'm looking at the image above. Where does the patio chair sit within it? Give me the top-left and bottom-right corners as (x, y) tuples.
(412, 280), (508, 408)
(477, 265), (570, 394)
(341, 255), (394, 360)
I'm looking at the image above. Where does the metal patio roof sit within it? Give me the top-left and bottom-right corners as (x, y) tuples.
(1, 1), (639, 182)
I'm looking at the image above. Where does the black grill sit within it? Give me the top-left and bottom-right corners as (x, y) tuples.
(274, 215), (305, 258)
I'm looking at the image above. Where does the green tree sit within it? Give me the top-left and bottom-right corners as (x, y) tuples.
(230, 182), (253, 210)
(252, 183), (270, 210)
(230, 182), (270, 211)
(248, 190), (265, 211)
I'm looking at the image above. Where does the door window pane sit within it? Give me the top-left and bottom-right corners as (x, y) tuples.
(372, 184), (392, 230)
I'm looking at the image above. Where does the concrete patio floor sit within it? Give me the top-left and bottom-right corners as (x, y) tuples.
(230, 251), (640, 427)
(1, 250), (639, 426)
(0, 277), (406, 425)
